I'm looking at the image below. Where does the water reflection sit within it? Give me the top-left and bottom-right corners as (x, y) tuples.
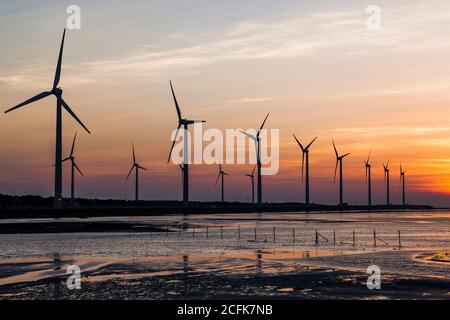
(182, 255), (189, 275)
(256, 250), (262, 274)
(52, 252), (62, 300)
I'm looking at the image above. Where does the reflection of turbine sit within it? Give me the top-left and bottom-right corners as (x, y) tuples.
(256, 250), (262, 273)
(383, 161), (390, 206)
(182, 255), (189, 274)
(167, 81), (206, 207)
(126, 143), (148, 201)
(240, 113), (269, 206)
(364, 151), (372, 208)
(245, 166), (256, 204)
(4, 30), (90, 207)
(293, 135), (317, 205)
(63, 132), (84, 202)
(215, 165), (229, 203)
(332, 140), (350, 207)
(400, 162), (406, 206)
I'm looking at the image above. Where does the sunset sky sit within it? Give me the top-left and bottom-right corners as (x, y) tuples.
(1, 0), (450, 206)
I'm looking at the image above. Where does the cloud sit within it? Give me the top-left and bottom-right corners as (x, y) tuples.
(229, 97), (272, 104)
(5, 1), (450, 87)
(332, 126), (450, 138)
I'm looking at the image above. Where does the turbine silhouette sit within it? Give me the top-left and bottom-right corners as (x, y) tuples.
(4, 29), (90, 206)
(293, 135), (317, 206)
(240, 113), (269, 206)
(167, 81), (206, 207)
(364, 151), (372, 208)
(245, 166), (256, 204)
(400, 162), (406, 206)
(215, 164), (229, 203)
(383, 161), (390, 206)
(332, 140), (350, 207)
(62, 132), (84, 202)
(126, 143), (148, 202)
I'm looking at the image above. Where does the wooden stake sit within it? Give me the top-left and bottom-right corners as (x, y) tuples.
(352, 230), (355, 246)
(374, 230), (377, 247)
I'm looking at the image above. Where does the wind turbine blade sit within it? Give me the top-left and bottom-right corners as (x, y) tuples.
(178, 163), (184, 171)
(342, 153), (350, 158)
(251, 165), (256, 176)
(70, 132), (77, 157)
(367, 150), (371, 164)
(61, 99), (91, 134)
(240, 130), (257, 141)
(169, 81), (182, 121)
(74, 162), (84, 176)
(293, 134), (304, 150)
(4, 91), (52, 113)
(138, 165), (148, 171)
(167, 124), (182, 163)
(259, 113), (270, 130)
(62, 157), (70, 162)
(215, 172), (221, 186)
(53, 29), (66, 89)
(126, 165), (135, 182)
(334, 160), (338, 184)
(132, 143), (136, 164)
(332, 140), (338, 158)
(305, 137), (318, 150)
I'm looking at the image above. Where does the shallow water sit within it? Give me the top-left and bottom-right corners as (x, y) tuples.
(1, 210), (449, 287)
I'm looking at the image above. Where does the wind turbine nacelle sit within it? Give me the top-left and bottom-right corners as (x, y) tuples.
(53, 87), (63, 96)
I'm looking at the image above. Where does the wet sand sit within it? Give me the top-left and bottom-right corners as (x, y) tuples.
(0, 211), (449, 300)
(1, 249), (449, 300)
(0, 244), (449, 300)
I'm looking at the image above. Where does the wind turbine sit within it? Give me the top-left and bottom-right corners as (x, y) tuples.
(126, 143), (148, 202)
(400, 162), (406, 206)
(240, 113), (270, 206)
(4, 29), (90, 207)
(364, 151), (372, 208)
(245, 166), (256, 204)
(215, 164), (228, 203)
(293, 135), (317, 206)
(383, 161), (390, 206)
(62, 132), (84, 202)
(167, 81), (206, 207)
(332, 140), (350, 207)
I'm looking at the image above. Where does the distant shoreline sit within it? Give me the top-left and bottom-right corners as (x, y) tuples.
(0, 193), (436, 219)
